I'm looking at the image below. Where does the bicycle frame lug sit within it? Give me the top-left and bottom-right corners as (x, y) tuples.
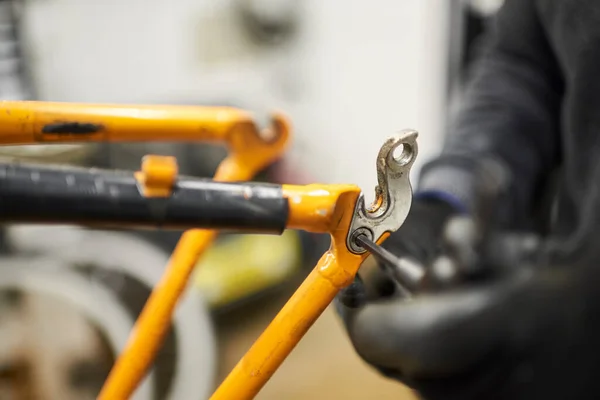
(346, 129), (418, 254)
(0, 100), (423, 399)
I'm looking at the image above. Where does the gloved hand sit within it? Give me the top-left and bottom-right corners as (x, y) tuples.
(336, 199), (600, 400)
(337, 195), (462, 308)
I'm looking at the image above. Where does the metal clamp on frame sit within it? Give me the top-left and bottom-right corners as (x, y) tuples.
(135, 155), (179, 198)
(346, 129), (418, 253)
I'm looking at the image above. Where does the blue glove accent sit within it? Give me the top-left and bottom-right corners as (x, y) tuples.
(415, 190), (469, 215)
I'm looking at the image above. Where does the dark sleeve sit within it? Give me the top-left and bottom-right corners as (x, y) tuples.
(418, 0), (564, 227)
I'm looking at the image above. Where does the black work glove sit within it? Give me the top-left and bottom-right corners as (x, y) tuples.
(379, 197), (460, 268)
(336, 199), (600, 400)
(337, 196), (460, 308)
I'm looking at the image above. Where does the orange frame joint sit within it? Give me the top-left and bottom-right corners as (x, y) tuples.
(0, 101), (420, 400)
(209, 130), (418, 399)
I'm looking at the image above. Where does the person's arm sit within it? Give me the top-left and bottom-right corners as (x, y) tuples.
(336, 3), (569, 398)
(418, 0), (564, 227)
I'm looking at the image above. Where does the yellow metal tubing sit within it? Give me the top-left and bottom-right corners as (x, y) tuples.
(210, 258), (352, 400)
(0, 100), (274, 152)
(0, 101), (407, 400)
(99, 228), (220, 400)
(282, 184), (355, 233)
(97, 112), (291, 400)
(210, 185), (388, 400)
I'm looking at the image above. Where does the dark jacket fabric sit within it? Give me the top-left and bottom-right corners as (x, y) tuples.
(418, 0), (600, 240)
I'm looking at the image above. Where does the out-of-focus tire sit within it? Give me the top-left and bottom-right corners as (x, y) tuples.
(0, 258), (156, 400)
(5, 225), (217, 400)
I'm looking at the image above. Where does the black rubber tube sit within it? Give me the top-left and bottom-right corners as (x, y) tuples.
(0, 162), (288, 233)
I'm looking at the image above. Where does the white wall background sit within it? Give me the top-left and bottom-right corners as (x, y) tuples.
(21, 0), (451, 194)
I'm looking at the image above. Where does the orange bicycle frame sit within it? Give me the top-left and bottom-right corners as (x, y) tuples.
(0, 100), (417, 400)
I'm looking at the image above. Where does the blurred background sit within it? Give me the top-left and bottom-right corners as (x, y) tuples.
(0, 0), (503, 399)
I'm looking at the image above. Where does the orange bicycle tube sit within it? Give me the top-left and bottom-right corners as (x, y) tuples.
(210, 185), (389, 400)
(0, 101), (257, 145)
(0, 101), (416, 399)
(209, 130), (416, 399)
(98, 182), (376, 400)
(92, 110), (291, 400)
